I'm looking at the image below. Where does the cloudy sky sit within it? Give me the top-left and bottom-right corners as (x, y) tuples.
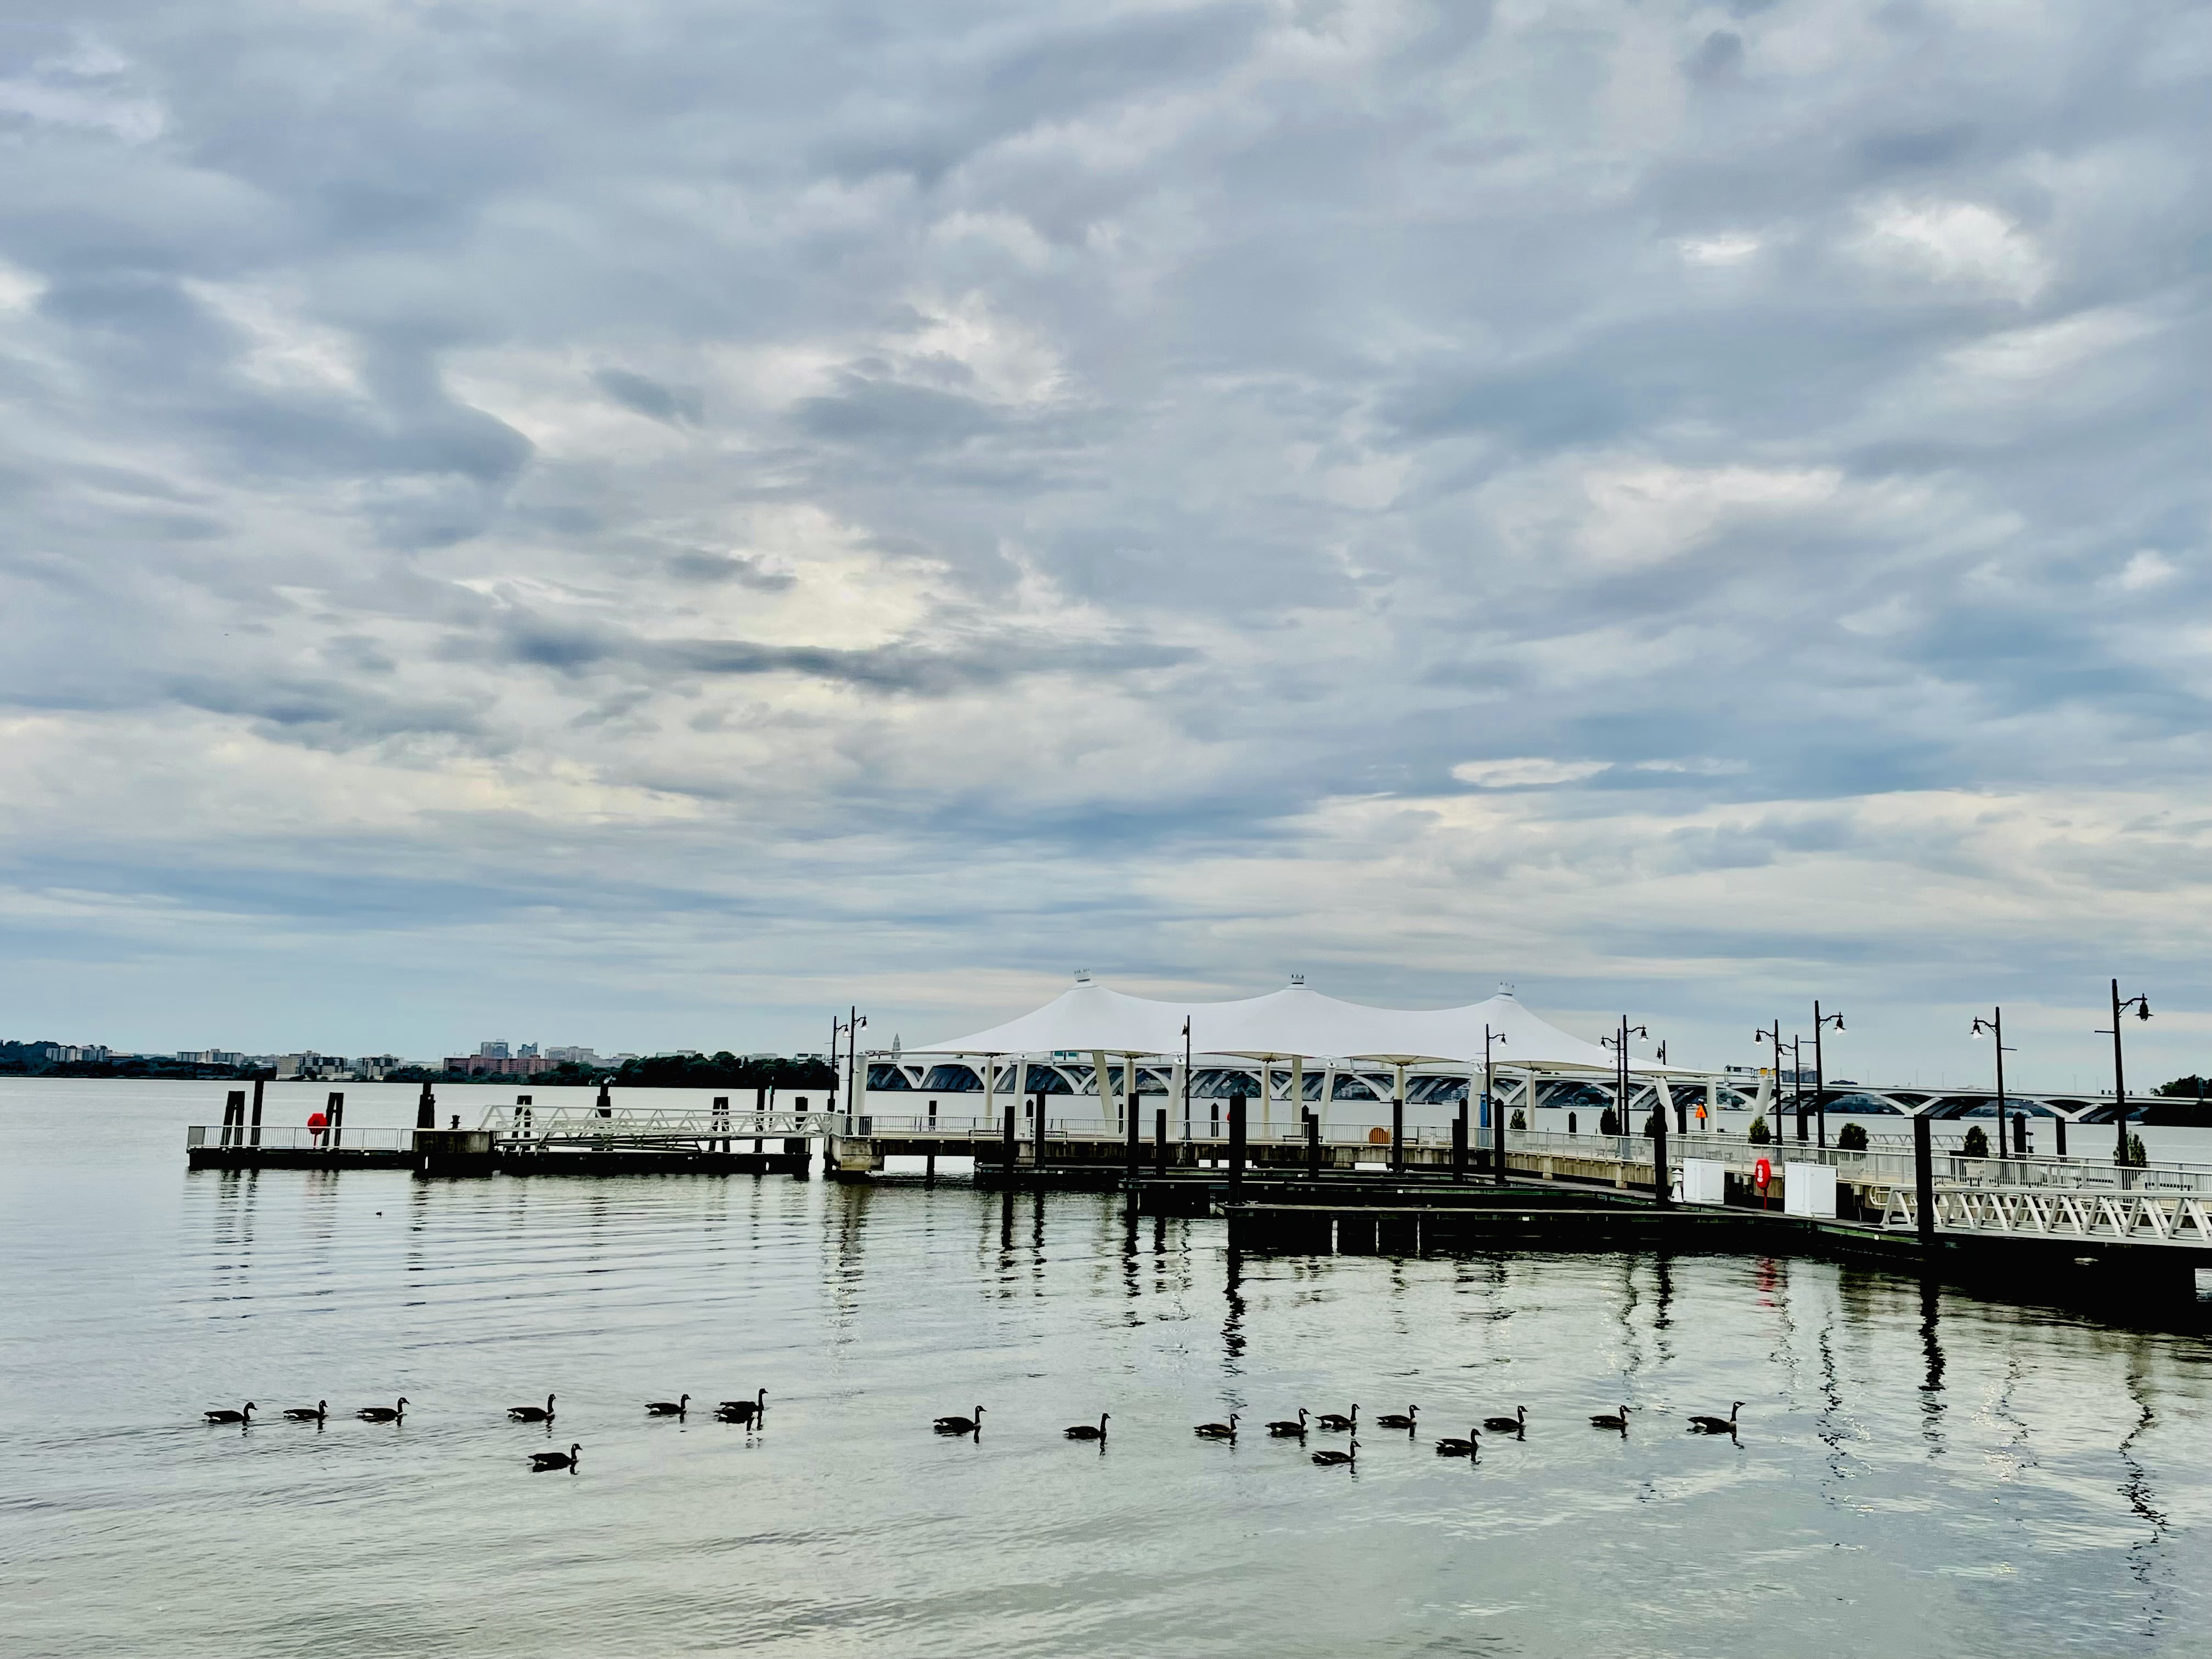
(3, 1), (2207, 1082)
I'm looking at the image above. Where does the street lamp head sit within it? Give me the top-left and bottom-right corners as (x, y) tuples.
(2137, 998), (2152, 1022)
(1833, 1016), (1845, 1032)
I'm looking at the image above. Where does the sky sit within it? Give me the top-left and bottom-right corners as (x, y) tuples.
(1, 1), (2207, 1086)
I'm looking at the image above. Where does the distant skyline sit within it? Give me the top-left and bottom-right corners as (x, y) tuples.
(3, 3), (2207, 1090)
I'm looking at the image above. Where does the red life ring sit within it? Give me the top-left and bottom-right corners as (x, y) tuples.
(307, 1111), (328, 1130)
(1753, 1156), (1771, 1190)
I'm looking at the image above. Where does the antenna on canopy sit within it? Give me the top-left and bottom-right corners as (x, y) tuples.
(1074, 968), (1092, 984)
(1498, 982), (1516, 997)
(1290, 973), (1305, 986)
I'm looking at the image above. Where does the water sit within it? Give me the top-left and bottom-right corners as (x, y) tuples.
(4, 1080), (2208, 1657)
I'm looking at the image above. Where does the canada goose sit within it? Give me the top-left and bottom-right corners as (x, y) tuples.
(1375, 1405), (1418, 1430)
(716, 1389), (766, 1424)
(1315, 1404), (1357, 1432)
(1482, 1406), (1527, 1434)
(646, 1393), (690, 1416)
(1263, 1409), (1309, 1437)
(357, 1397), (408, 1423)
(204, 1402), (255, 1425)
(1688, 1401), (1743, 1434)
(1065, 1413), (1110, 1440)
(1193, 1414), (1238, 1440)
(529, 1443), (580, 1471)
(1311, 1438), (1358, 1467)
(283, 1401), (328, 1423)
(933, 1407), (985, 1434)
(509, 1394), (556, 1423)
(1589, 1405), (1630, 1432)
(1434, 1429), (1480, 1457)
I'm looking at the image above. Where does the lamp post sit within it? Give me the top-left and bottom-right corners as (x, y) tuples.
(1812, 1002), (1844, 1150)
(1790, 1036), (1807, 1141)
(1754, 1022), (1784, 1136)
(1968, 1008), (2015, 1154)
(2100, 980), (2152, 1165)
(1601, 1018), (1648, 1138)
(834, 1007), (867, 1123)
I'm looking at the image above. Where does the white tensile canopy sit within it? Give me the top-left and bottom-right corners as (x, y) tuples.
(905, 978), (1690, 1074)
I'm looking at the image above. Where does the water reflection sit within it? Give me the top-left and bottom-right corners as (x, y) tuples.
(1221, 1248), (1246, 1373)
(1918, 1277), (1947, 1455)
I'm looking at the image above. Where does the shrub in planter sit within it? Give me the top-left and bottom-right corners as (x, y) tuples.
(1599, 1107), (1621, 1136)
(1961, 1124), (1990, 1158)
(1509, 1109), (1526, 1130)
(1837, 1121), (1869, 1151)
(1747, 1115), (1771, 1144)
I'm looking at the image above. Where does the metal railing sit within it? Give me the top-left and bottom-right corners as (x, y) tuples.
(479, 1104), (843, 1143)
(187, 1125), (414, 1153)
(1881, 1184), (2212, 1248)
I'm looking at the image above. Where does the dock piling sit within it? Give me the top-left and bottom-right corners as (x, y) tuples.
(1004, 1103), (1017, 1169)
(1451, 1102), (1468, 1181)
(415, 1080), (436, 1131)
(1155, 1107), (1169, 1175)
(326, 1091), (345, 1146)
(1305, 1109), (1321, 1175)
(1913, 1113), (1936, 1249)
(1391, 1093), (1404, 1175)
(249, 1075), (265, 1148)
(1227, 1092), (1246, 1197)
(1652, 1104), (1671, 1207)
(222, 1088), (245, 1147)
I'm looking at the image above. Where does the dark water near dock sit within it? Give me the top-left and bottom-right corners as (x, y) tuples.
(3, 1081), (2208, 1657)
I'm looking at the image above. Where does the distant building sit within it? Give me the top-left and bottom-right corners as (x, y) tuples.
(353, 1055), (404, 1080)
(444, 1053), (554, 1077)
(478, 1040), (511, 1059)
(543, 1046), (600, 1065)
(38, 1044), (112, 1064)
(177, 1050), (247, 1066)
(517, 1042), (539, 1058)
(276, 1051), (349, 1080)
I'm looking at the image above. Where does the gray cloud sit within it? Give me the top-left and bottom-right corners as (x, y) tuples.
(0, 1), (2207, 1077)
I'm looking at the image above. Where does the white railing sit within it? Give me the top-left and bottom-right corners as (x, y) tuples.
(187, 1125), (413, 1152)
(479, 1104), (842, 1142)
(1881, 1185), (2212, 1248)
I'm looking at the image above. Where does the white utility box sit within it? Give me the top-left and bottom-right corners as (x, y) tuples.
(1783, 1161), (1838, 1218)
(1680, 1158), (1728, 1206)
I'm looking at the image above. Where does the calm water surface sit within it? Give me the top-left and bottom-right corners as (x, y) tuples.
(3, 1080), (2208, 1657)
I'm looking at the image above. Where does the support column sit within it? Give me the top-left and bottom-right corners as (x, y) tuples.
(1155, 1107), (1169, 1176)
(1913, 1113), (1936, 1250)
(1391, 1062), (1406, 1176)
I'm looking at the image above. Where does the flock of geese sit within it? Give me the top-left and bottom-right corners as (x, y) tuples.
(939, 1398), (1747, 1467)
(202, 1391), (1745, 1472)
(200, 1387), (770, 1471)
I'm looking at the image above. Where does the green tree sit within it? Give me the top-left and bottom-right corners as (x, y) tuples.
(1837, 1121), (1869, 1151)
(1961, 1124), (1990, 1158)
(1747, 1115), (1771, 1144)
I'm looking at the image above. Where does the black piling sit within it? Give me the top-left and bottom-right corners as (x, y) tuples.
(326, 1090), (345, 1145)
(1227, 1092), (1246, 1198)
(2054, 1114), (2068, 1156)
(1652, 1104), (1671, 1208)
(1451, 1101), (1468, 1181)
(1003, 1103), (1018, 1169)
(712, 1094), (730, 1153)
(222, 1088), (245, 1147)
(1155, 1107), (1169, 1176)
(1913, 1113), (1936, 1249)
(415, 1080), (437, 1131)
(249, 1075), (266, 1148)
(594, 1081), (612, 1119)
(1305, 1109), (1322, 1175)
(1126, 1080), (1143, 1178)
(1492, 1087), (1506, 1186)
(1391, 1093), (1405, 1175)
(1032, 1092), (1048, 1168)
